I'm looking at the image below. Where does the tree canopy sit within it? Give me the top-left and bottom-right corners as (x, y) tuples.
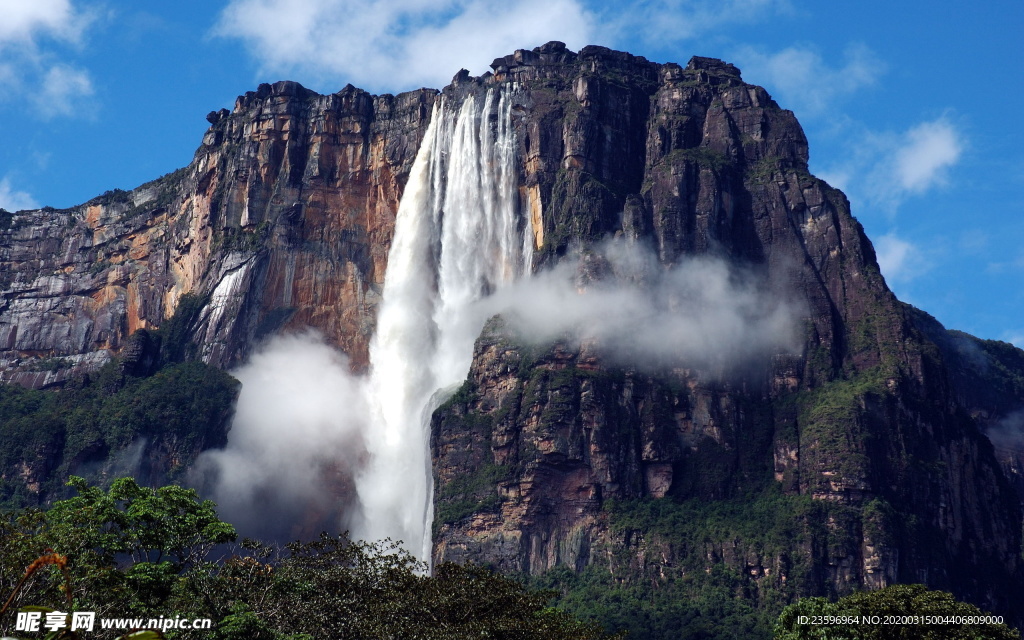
(1, 477), (621, 640)
(774, 584), (1019, 640)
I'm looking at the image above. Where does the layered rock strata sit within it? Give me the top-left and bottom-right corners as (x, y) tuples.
(0, 82), (436, 385)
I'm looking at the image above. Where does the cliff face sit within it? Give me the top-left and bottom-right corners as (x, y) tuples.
(428, 43), (1024, 621)
(1, 41), (1022, 628)
(0, 82), (435, 386)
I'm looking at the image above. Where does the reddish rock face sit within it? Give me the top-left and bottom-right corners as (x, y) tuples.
(0, 82), (436, 384)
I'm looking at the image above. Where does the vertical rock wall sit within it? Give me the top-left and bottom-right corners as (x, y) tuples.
(0, 82), (436, 385)
(428, 43), (1024, 621)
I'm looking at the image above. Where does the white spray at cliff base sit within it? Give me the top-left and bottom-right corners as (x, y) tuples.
(195, 331), (368, 542)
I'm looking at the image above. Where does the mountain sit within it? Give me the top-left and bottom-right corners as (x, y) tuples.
(1, 42), (1022, 635)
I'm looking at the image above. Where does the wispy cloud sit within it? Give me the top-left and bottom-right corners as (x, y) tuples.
(213, 0), (804, 92)
(874, 232), (929, 285)
(34, 62), (94, 118)
(734, 43), (884, 115)
(819, 116), (965, 213)
(0, 0), (98, 119)
(0, 0), (87, 47)
(601, 0), (791, 47)
(890, 118), (962, 194)
(0, 176), (39, 212)
(986, 249), (1024, 277)
(214, 0), (596, 92)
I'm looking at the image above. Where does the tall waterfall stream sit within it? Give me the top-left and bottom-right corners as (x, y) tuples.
(354, 87), (532, 562)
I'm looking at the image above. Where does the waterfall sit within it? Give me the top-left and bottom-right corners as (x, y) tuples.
(354, 86), (532, 563)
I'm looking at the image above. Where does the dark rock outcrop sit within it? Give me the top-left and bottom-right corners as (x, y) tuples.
(427, 43), (1024, 624)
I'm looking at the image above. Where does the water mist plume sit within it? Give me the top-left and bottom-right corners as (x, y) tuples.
(485, 240), (804, 372)
(193, 332), (368, 542)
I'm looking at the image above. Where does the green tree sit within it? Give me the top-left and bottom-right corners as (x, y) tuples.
(774, 584), (1019, 640)
(1, 476), (236, 625)
(3, 479), (620, 640)
(173, 534), (621, 640)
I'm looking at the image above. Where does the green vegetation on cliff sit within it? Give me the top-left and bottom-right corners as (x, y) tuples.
(533, 489), (865, 640)
(0, 360), (239, 508)
(0, 294), (239, 509)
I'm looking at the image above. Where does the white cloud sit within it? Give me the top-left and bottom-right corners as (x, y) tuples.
(0, 0), (85, 47)
(867, 116), (964, 210)
(819, 116), (965, 213)
(601, 0), (790, 47)
(0, 176), (39, 211)
(734, 43), (883, 115)
(0, 0), (97, 119)
(874, 232), (928, 284)
(214, 0), (801, 91)
(34, 62), (94, 118)
(214, 0), (596, 92)
(892, 119), (962, 194)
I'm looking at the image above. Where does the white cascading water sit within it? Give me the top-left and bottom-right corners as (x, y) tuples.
(354, 86), (532, 563)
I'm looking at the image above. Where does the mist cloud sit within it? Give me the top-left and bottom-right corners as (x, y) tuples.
(193, 331), (368, 541)
(484, 240), (803, 373)
(987, 410), (1024, 453)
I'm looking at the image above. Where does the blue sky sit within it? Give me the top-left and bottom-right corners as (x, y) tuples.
(1, 0), (1021, 346)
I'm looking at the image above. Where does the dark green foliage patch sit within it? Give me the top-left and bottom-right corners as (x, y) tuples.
(0, 361), (239, 508)
(0, 478), (621, 640)
(535, 490), (870, 640)
(0, 293), (238, 509)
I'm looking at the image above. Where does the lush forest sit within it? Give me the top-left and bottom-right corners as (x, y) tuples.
(0, 477), (621, 640)
(1, 477), (1017, 639)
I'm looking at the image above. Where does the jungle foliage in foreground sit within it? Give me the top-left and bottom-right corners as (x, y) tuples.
(0, 477), (620, 640)
(774, 585), (1020, 639)
(1, 478), (1016, 640)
